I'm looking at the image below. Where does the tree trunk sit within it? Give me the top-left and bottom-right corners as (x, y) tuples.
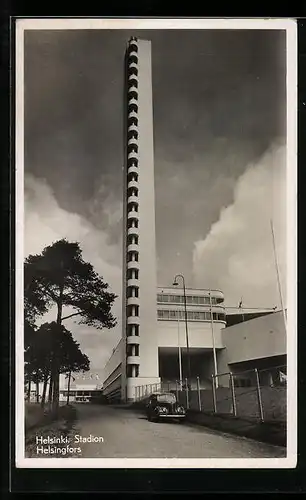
(36, 379), (39, 403)
(27, 376), (31, 402)
(41, 370), (49, 409)
(48, 372), (53, 406)
(52, 280), (64, 413)
(66, 371), (72, 405)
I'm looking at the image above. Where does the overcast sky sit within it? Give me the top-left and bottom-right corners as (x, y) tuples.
(23, 27), (287, 369)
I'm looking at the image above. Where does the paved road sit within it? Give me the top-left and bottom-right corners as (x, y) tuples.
(71, 404), (286, 459)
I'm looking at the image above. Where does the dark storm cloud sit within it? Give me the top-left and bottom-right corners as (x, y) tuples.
(24, 28), (286, 285)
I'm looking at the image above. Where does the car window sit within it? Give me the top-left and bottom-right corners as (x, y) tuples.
(157, 394), (176, 403)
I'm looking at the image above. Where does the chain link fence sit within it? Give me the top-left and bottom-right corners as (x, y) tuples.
(135, 365), (287, 422)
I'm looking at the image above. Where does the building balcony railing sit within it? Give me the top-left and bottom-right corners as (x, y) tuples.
(128, 151), (139, 161)
(128, 73), (138, 83)
(127, 278), (139, 288)
(127, 316), (140, 325)
(129, 51), (138, 60)
(126, 355), (140, 365)
(127, 260), (140, 271)
(127, 296), (140, 307)
(128, 93), (138, 104)
(128, 62), (138, 71)
(127, 226), (139, 238)
(127, 210), (139, 219)
(128, 85), (138, 95)
(127, 164), (139, 182)
(127, 243), (139, 253)
(128, 137), (138, 147)
(127, 179), (139, 190)
(126, 335), (140, 345)
(128, 110), (138, 120)
(127, 223), (138, 234)
(127, 195), (138, 205)
(129, 38), (138, 49)
(128, 123), (138, 134)
(128, 97), (138, 107)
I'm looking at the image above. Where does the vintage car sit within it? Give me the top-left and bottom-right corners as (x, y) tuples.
(145, 392), (186, 422)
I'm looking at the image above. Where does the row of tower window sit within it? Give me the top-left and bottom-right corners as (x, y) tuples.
(128, 66), (138, 78)
(127, 171), (138, 183)
(128, 117), (138, 129)
(157, 294), (223, 305)
(126, 40), (139, 381)
(125, 306), (226, 322)
(126, 365), (139, 378)
(127, 218), (138, 229)
(127, 251), (139, 262)
(128, 39), (138, 52)
(127, 202), (138, 212)
(126, 344), (139, 357)
(127, 235), (139, 245)
(127, 269), (139, 280)
(157, 309), (226, 322)
(127, 287), (139, 298)
(127, 187), (138, 197)
(127, 325), (139, 336)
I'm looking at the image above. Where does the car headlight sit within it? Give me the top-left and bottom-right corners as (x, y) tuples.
(156, 406), (168, 414)
(177, 406), (185, 414)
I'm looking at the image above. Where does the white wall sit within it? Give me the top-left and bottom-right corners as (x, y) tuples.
(136, 39), (159, 383)
(157, 320), (225, 349)
(221, 311), (286, 365)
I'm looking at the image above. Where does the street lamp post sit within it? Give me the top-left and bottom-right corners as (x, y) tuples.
(173, 274), (192, 386)
(209, 291), (219, 389)
(177, 312), (183, 389)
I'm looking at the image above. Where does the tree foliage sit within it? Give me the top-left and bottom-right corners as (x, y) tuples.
(24, 239), (117, 329)
(25, 322), (90, 376)
(24, 239), (117, 410)
(24, 322), (90, 404)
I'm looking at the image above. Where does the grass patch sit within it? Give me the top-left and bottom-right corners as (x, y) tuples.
(25, 404), (81, 458)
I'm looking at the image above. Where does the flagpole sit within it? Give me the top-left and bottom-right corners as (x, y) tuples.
(239, 297), (245, 322)
(209, 291), (218, 388)
(177, 311), (183, 389)
(270, 219), (287, 330)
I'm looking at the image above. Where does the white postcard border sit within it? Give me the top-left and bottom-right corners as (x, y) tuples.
(15, 17), (297, 469)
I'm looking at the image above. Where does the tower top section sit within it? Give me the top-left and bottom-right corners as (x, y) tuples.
(127, 37), (138, 49)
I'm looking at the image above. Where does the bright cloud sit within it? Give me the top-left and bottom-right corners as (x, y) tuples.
(193, 143), (287, 310)
(24, 174), (122, 370)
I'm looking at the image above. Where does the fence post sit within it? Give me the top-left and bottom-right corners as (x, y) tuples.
(212, 374), (217, 413)
(185, 378), (189, 409)
(229, 372), (237, 417)
(255, 368), (264, 422)
(196, 376), (202, 412)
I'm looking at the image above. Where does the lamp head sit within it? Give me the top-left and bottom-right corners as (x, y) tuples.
(172, 280), (178, 287)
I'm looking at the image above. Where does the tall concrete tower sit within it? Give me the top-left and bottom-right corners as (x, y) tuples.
(121, 37), (160, 401)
